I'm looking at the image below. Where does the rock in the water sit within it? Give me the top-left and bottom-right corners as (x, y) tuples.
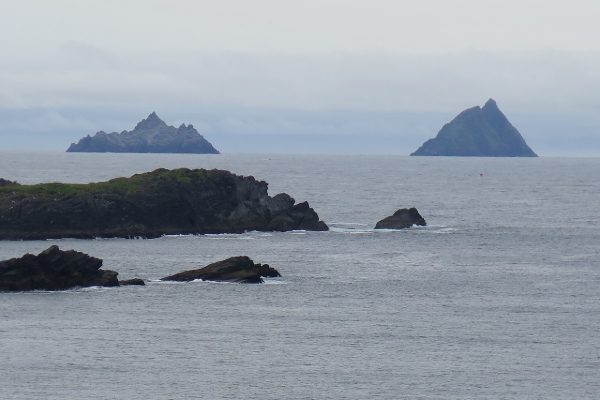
(0, 167), (328, 240)
(119, 278), (145, 286)
(411, 99), (537, 157)
(67, 112), (219, 154)
(0, 246), (119, 291)
(374, 208), (426, 229)
(161, 256), (281, 284)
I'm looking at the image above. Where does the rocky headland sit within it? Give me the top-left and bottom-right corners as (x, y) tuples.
(411, 99), (537, 157)
(67, 112), (219, 154)
(374, 208), (427, 229)
(0, 168), (328, 240)
(161, 256), (281, 284)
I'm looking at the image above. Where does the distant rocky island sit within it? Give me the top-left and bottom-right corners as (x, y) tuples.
(0, 168), (328, 240)
(411, 99), (537, 157)
(67, 112), (219, 154)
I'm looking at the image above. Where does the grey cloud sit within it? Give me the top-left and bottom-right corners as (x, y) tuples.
(3, 49), (600, 113)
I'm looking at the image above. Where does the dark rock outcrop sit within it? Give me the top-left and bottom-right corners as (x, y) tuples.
(161, 256), (281, 284)
(0, 168), (328, 240)
(374, 208), (426, 229)
(411, 99), (537, 157)
(0, 178), (19, 187)
(0, 246), (119, 291)
(119, 278), (145, 286)
(67, 112), (219, 154)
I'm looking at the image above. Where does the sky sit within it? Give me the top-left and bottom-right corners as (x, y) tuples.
(1, 0), (600, 155)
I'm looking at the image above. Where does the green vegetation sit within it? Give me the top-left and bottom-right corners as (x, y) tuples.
(0, 168), (218, 198)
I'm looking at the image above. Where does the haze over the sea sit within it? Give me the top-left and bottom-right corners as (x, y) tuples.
(1, 0), (600, 156)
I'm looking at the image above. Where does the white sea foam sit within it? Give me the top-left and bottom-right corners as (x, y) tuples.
(330, 227), (374, 234)
(162, 234), (197, 238)
(148, 278), (284, 285)
(412, 225), (457, 234)
(262, 279), (287, 285)
(146, 279), (187, 284)
(206, 236), (256, 240)
(328, 224), (457, 235)
(75, 286), (108, 292)
(190, 279), (237, 284)
(329, 222), (369, 226)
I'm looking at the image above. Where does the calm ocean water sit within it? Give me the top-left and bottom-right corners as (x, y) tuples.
(1, 152), (599, 399)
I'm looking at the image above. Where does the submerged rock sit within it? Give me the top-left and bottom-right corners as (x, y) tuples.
(161, 256), (281, 284)
(67, 112), (219, 154)
(374, 208), (426, 229)
(411, 99), (537, 157)
(0, 246), (119, 291)
(119, 278), (145, 286)
(0, 167), (328, 240)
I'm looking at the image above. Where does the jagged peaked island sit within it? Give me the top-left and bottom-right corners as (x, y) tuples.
(67, 112), (219, 154)
(411, 99), (537, 157)
(0, 168), (328, 240)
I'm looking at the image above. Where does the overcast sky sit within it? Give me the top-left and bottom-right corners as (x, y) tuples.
(1, 0), (600, 155)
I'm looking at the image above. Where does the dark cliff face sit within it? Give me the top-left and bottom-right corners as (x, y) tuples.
(67, 112), (219, 154)
(411, 99), (537, 157)
(0, 168), (328, 240)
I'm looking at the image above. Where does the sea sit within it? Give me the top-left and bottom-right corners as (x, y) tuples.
(1, 152), (599, 399)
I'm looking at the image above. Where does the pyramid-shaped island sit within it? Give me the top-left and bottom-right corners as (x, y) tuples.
(67, 112), (219, 154)
(411, 99), (537, 157)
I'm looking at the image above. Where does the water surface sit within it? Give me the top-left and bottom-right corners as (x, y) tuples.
(1, 153), (599, 399)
